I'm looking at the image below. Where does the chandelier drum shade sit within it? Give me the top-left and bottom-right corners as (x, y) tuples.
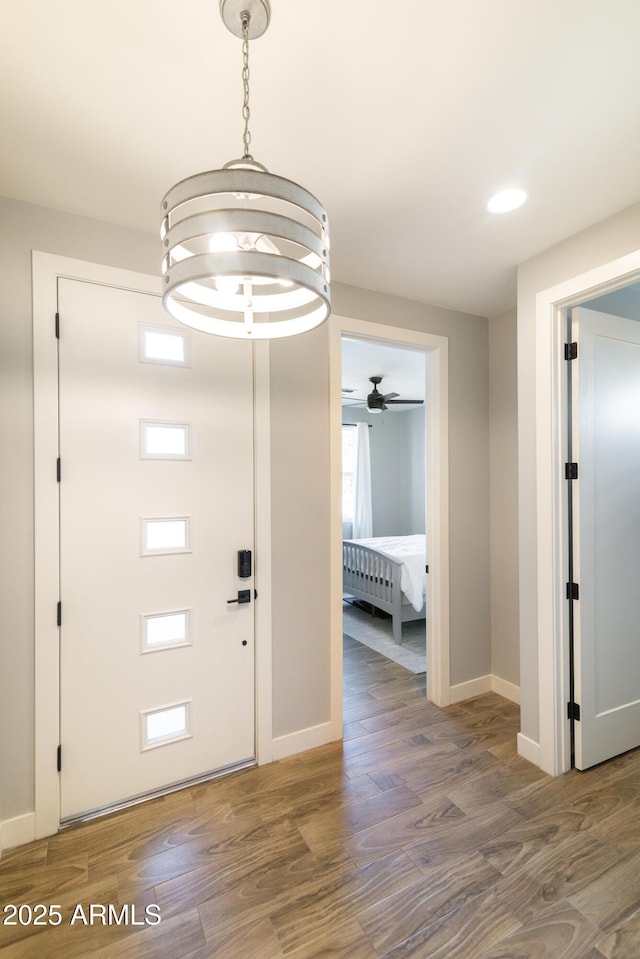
(160, 0), (331, 339)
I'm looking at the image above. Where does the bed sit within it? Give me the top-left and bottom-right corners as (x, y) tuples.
(342, 534), (427, 644)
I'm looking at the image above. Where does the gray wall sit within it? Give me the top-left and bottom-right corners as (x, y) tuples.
(489, 309), (519, 687)
(341, 406), (425, 537)
(517, 200), (640, 746)
(407, 406), (426, 534)
(583, 284), (640, 320)
(269, 329), (331, 738)
(0, 194), (492, 825)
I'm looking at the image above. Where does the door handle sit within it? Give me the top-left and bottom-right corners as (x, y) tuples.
(227, 589), (251, 605)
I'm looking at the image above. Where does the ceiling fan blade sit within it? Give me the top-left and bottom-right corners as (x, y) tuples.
(382, 392), (400, 401)
(384, 399), (424, 405)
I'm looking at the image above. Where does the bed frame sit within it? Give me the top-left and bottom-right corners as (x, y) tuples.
(342, 541), (425, 644)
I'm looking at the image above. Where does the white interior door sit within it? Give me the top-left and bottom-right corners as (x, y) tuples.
(58, 278), (256, 820)
(572, 306), (640, 769)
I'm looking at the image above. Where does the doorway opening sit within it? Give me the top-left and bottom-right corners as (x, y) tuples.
(328, 314), (450, 734)
(534, 261), (640, 776)
(340, 336), (428, 677)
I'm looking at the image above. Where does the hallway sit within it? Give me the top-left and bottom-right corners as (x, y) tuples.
(0, 638), (638, 957)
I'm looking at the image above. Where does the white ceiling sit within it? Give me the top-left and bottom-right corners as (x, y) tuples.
(342, 337), (425, 412)
(3, 1), (640, 317)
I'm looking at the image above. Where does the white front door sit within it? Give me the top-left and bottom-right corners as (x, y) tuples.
(572, 306), (640, 770)
(58, 277), (256, 820)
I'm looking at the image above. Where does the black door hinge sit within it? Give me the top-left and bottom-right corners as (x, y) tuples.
(56, 457), (61, 482)
(425, 565), (429, 574)
(57, 745), (62, 772)
(565, 462), (578, 480)
(567, 701), (581, 722)
(565, 342), (578, 360)
(57, 601), (62, 626)
(55, 312), (60, 339)
(566, 582), (579, 601)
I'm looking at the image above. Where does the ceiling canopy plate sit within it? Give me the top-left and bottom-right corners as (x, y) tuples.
(220, 0), (271, 39)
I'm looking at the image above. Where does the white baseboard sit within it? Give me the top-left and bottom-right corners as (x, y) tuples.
(517, 732), (541, 767)
(449, 674), (492, 703)
(272, 720), (339, 761)
(491, 675), (520, 704)
(0, 812), (36, 856)
(449, 673), (520, 706)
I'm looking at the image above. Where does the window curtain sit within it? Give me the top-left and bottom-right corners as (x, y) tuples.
(352, 422), (373, 538)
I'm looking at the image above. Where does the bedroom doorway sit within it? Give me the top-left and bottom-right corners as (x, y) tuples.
(341, 337), (428, 677)
(329, 315), (450, 722)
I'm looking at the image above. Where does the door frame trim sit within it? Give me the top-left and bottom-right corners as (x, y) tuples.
(329, 315), (450, 714)
(533, 250), (640, 775)
(32, 252), (272, 838)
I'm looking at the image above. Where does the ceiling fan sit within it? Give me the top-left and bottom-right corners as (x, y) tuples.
(342, 376), (424, 413)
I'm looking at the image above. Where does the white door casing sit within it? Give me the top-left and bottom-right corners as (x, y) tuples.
(33, 254), (273, 837)
(571, 307), (640, 769)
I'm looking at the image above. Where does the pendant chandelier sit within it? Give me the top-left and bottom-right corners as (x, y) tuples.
(160, 0), (331, 339)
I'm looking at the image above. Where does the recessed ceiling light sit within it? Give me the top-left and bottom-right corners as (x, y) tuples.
(486, 187), (530, 214)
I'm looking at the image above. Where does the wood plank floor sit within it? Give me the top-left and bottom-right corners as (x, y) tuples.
(1, 635), (639, 958)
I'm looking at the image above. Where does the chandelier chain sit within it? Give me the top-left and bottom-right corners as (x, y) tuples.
(241, 13), (252, 158)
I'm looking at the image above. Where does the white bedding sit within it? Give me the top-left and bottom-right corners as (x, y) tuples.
(346, 534), (426, 613)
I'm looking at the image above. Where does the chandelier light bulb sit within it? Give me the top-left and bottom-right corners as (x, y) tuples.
(209, 233), (240, 253)
(215, 276), (241, 296)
